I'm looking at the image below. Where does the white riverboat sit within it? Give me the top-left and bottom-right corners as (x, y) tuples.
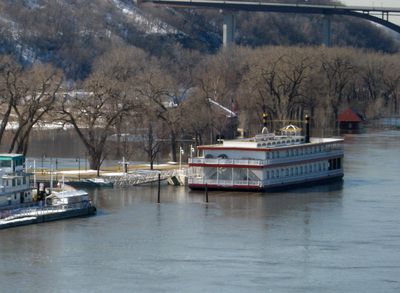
(188, 117), (344, 191)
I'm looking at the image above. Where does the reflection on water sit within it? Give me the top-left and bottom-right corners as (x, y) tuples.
(1, 130), (400, 292)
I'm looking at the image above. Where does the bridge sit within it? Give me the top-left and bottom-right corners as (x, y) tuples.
(143, 0), (400, 48)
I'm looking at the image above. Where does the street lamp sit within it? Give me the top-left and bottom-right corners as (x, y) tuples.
(179, 147), (184, 170)
(76, 157), (81, 181)
(190, 145), (195, 158)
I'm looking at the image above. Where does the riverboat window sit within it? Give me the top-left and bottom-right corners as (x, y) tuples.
(328, 158), (342, 170)
(295, 167), (298, 175)
(296, 149), (299, 156)
(266, 171), (270, 179)
(309, 165), (312, 173)
(300, 166), (303, 174)
(286, 169), (289, 176)
(290, 168), (293, 176)
(271, 170), (275, 179)
(14, 194), (17, 200)
(12, 179), (15, 186)
(23, 177), (26, 184)
(0, 160), (11, 168)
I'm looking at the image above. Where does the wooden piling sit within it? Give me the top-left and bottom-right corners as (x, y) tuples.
(157, 173), (161, 204)
(205, 183), (209, 203)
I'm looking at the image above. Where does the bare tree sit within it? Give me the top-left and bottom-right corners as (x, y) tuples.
(59, 46), (145, 175)
(0, 56), (24, 145)
(238, 47), (314, 133)
(143, 122), (163, 170)
(8, 63), (63, 155)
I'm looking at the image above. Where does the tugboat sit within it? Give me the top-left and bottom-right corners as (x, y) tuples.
(188, 115), (344, 191)
(0, 154), (96, 230)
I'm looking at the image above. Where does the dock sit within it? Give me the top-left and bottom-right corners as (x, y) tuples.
(0, 202), (96, 230)
(102, 170), (180, 187)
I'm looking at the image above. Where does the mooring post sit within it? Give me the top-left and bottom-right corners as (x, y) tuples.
(157, 173), (161, 204)
(205, 183), (209, 203)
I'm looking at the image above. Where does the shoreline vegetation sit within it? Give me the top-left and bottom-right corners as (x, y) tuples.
(1, 46), (399, 174)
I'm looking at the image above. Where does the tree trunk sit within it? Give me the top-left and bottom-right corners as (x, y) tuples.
(0, 103), (13, 145)
(170, 130), (177, 162)
(88, 152), (102, 176)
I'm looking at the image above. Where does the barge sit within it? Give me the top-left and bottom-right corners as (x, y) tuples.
(188, 116), (344, 191)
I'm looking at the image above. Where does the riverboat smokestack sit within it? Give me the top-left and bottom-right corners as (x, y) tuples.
(261, 113), (268, 134)
(305, 115), (310, 143)
(263, 113), (268, 128)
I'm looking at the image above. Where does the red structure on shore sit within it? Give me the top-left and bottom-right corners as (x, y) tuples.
(338, 108), (363, 130)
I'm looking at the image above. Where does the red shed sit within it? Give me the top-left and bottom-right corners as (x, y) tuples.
(338, 108), (363, 130)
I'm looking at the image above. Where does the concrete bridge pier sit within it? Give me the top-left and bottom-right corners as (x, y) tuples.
(223, 12), (236, 49)
(323, 14), (332, 47)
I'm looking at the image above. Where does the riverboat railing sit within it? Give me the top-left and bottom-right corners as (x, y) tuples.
(189, 178), (262, 187)
(189, 149), (344, 166)
(188, 169), (343, 187)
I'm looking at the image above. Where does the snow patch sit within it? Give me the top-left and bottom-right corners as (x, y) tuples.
(111, 0), (180, 35)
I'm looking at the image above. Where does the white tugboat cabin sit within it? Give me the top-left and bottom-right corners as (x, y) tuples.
(0, 154), (33, 207)
(188, 117), (344, 191)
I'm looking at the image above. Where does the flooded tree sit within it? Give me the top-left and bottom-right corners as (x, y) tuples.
(137, 61), (182, 162)
(238, 47), (314, 133)
(320, 49), (357, 127)
(59, 46), (145, 175)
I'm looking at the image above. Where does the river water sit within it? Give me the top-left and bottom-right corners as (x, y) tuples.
(1, 130), (400, 292)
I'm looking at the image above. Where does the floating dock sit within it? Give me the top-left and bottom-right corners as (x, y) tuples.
(0, 203), (96, 230)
